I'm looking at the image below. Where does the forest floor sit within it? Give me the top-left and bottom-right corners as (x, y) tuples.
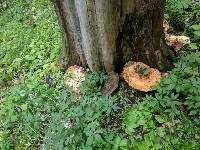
(0, 0), (200, 149)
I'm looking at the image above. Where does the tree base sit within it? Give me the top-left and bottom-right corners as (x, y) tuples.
(54, 0), (174, 73)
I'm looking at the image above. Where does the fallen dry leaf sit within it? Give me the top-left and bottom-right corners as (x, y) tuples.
(102, 71), (119, 98)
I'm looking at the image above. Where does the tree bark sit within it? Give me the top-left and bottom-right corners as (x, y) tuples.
(54, 0), (173, 72)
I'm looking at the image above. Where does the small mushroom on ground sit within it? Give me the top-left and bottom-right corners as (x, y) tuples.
(64, 65), (85, 94)
(122, 62), (161, 92)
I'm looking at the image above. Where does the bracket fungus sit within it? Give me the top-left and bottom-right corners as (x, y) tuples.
(122, 62), (161, 92)
(167, 35), (190, 52)
(64, 65), (85, 94)
(163, 20), (190, 52)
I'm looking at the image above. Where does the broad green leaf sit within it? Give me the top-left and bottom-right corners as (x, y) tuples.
(21, 103), (28, 111)
(157, 127), (166, 137)
(155, 115), (166, 123)
(191, 24), (200, 30)
(194, 31), (200, 37)
(189, 43), (198, 50)
(119, 139), (128, 147)
(189, 110), (197, 115)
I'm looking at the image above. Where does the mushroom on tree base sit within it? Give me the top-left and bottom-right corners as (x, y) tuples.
(163, 20), (190, 52)
(122, 62), (161, 92)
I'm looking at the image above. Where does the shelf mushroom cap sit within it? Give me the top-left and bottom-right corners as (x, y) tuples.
(123, 62), (161, 92)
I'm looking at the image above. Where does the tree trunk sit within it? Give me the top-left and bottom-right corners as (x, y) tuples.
(54, 0), (173, 72)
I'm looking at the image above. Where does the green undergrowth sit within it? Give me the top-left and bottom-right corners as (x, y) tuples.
(166, 0), (200, 51)
(0, 0), (200, 149)
(122, 52), (200, 149)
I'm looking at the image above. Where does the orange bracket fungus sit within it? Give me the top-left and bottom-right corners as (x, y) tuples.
(64, 65), (85, 94)
(122, 62), (161, 92)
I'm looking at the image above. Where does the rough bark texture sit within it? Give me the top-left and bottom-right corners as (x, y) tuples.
(54, 0), (173, 72)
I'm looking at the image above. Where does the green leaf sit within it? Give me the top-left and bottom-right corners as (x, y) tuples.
(113, 136), (121, 150)
(86, 136), (93, 146)
(119, 139), (128, 147)
(189, 110), (197, 115)
(21, 103), (28, 111)
(137, 141), (148, 150)
(157, 127), (166, 137)
(155, 115), (166, 123)
(191, 24), (200, 30)
(194, 31), (200, 37)
(125, 126), (135, 134)
(10, 115), (17, 122)
(189, 43), (198, 50)
(140, 67), (150, 77)
(138, 117), (146, 125)
(144, 134), (152, 147)
(154, 144), (162, 149)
